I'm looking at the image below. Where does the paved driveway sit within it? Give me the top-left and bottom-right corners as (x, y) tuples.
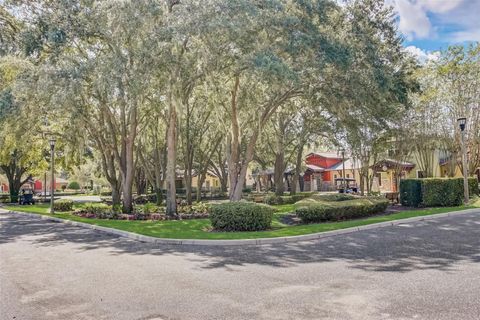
(1, 210), (480, 320)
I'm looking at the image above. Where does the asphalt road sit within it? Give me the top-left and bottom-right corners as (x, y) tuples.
(1, 210), (480, 320)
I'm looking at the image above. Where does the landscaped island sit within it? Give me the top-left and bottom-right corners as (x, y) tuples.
(4, 193), (479, 240)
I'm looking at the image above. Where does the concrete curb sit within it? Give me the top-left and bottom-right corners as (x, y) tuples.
(1, 207), (479, 246)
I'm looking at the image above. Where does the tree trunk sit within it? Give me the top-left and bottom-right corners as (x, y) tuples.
(1, 161), (28, 203)
(184, 169), (193, 205)
(274, 152), (285, 196)
(121, 132), (136, 213)
(196, 173), (206, 202)
(166, 101), (178, 216)
(111, 182), (121, 207)
(290, 141), (305, 195)
(8, 179), (21, 203)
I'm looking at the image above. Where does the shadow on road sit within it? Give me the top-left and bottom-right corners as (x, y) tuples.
(1, 211), (480, 273)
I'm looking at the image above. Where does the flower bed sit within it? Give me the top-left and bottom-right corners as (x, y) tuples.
(72, 202), (211, 221)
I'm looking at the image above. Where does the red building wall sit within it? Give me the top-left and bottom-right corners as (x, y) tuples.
(306, 154), (342, 169)
(1, 183), (9, 192)
(305, 154), (342, 182)
(34, 180), (43, 192)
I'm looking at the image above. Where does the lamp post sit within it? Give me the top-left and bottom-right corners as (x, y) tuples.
(49, 138), (56, 214)
(44, 172), (47, 203)
(457, 117), (469, 204)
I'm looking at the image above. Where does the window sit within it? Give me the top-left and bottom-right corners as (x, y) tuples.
(417, 170), (426, 179)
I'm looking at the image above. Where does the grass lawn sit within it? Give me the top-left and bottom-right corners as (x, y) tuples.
(3, 198), (479, 240)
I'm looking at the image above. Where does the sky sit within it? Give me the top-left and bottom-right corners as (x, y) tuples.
(389, 0), (480, 61)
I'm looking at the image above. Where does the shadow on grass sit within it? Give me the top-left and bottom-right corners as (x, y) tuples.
(1, 209), (480, 273)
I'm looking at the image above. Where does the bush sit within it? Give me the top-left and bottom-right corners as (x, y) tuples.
(421, 178), (463, 207)
(76, 202), (117, 219)
(400, 178), (477, 208)
(469, 177), (479, 196)
(210, 202), (274, 231)
(311, 194), (356, 202)
(264, 195), (283, 205)
(296, 198), (389, 223)
(264, 193), (313, 205)
(53, 199), (73, 212)
(399, 179), (422, 207)
(83, 202), (111, 214)
(135, 202), (164, 214)
(191, 202), (211, 214)
(0, 194), (10, 203)
(68, 181), (81, 190)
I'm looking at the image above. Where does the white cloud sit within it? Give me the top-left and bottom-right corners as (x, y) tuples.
(395, 0), (431, 39)
(404, 45), (440, 63)
(419, 0), (463, 13)
(450, 30), (480, 42)
(392, 0), (464, 40)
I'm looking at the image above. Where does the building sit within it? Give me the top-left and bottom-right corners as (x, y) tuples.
(303, 152), (358, 191)
(191, 171), (222, 190)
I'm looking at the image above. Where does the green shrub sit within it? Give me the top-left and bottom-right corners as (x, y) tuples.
(296, 198), (389, 223)
(83, 202), (111, 214)
(78, 203), (118, 219)
(53, 199), (73, 211)
(264, 195), (283, 205)
(191, 202), (211, 214)
(400, 179), (422, 207)
(400, 178), (476, 208)
(67, 181), (81, 190)
(210, 202), (274, 231)
(311, 194), (356, 202)
(264, 193), (313, 205)
(469, 177), (479, 196)
(421, 178), (463, 207)
(135, 202), (164, 214)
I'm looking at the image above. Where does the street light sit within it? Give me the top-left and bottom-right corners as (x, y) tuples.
(49, 138), (56, 214)
(457, 117), (469, 204)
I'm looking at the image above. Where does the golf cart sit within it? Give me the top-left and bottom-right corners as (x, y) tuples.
(334, 177), (358, 193)
(18, 188), (35, 205)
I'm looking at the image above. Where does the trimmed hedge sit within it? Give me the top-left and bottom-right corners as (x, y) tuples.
(264, 194), (284, 205)
(53, 199), (74, 211)
(263, 192), (314, 205)
(311, 194), (356, 202)
(210, 202), (274, 231)
(296, 198), (389, 223)
(399, 179), (423, 207)
(421, 178), (463, 207)
(469, 177), (479, 196)
(67, 181), (81, 190)
(400, 177), (479, 208)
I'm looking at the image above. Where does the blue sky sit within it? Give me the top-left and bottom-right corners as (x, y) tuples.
(389, 0), (480, 61)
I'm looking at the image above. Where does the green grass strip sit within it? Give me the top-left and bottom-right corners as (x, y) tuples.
(3, 201), (479, 240)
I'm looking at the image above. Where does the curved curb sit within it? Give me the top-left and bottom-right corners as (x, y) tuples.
(1, 207), (479, 246)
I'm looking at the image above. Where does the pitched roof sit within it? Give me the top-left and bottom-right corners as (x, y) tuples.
(306, 151), (343, 159)
(372, 159), (415, 170)
(305, 164), (325, 172)
(325, 159), (358, 171)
